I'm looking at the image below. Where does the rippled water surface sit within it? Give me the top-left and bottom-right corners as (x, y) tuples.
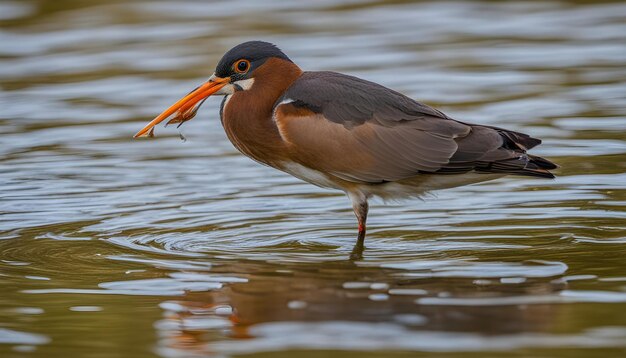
(1, 0), (626, 357)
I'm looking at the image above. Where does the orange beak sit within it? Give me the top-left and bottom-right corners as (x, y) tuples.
(133, 76), (230, 138)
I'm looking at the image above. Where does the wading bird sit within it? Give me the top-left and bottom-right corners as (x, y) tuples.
(134, 41), (556, 259)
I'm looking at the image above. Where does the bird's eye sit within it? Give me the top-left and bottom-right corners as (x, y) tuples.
(234, 59), (250, 74)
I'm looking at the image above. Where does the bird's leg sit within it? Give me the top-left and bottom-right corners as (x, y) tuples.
(348, 192), (368, 260)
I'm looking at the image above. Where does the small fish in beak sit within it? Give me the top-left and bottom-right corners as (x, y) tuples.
(165, 98), (208, 128)
(133, 76), (230, 138)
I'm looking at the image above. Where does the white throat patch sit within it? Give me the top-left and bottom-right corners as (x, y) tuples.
(233, 78), (255, 91)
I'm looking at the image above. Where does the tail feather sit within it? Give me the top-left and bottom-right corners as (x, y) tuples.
(442, 124), (557, 179)
(527, 154), (558, 170)
(485, 125), (543, 151)
(474, 154), (556, 178)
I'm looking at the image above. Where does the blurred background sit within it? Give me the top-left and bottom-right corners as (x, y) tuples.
(1, 0), (625, 357)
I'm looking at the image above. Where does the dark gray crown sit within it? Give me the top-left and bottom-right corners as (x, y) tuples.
(215, 41), (291, 77)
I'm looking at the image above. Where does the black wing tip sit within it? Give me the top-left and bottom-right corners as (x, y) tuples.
(498, 130), (542, 151)
(496, 129), (558, 177)
(524, 169), (556, 179)
(528, 154), (558, 170)
(516, 154), (558, 178)
(523, 136), (542, 150)
(525, 155), (558, 179)
(472, 154), (557, 179)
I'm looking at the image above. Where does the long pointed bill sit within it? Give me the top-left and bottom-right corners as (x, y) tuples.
(133, 76), (230, 138)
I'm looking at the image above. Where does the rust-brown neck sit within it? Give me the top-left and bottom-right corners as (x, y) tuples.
(221, 58), (303, 166)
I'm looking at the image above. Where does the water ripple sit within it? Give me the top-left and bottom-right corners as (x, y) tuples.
(1, 0), (625, 357)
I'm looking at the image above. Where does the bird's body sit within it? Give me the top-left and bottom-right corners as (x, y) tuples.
(134, 41), (556, 258)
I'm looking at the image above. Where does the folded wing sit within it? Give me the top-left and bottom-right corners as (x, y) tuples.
(273, 71), (555, 184)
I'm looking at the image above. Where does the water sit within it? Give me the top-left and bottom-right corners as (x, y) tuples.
(1, 0), (625, 357)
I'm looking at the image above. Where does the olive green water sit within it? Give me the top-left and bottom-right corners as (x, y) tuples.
(1, 1), (625, 357)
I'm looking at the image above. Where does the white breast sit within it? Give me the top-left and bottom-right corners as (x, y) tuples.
(280, 162), (341, 190)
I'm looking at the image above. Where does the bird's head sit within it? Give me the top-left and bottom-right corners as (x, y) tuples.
(134, 41), (294, 138)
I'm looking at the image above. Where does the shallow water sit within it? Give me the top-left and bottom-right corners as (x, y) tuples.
(1, 0), (625, 357)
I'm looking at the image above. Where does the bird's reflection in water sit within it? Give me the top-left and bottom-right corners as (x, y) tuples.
(154, 258), (566, 356)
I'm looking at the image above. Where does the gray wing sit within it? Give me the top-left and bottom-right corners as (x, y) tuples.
(275, 71), (555, 183)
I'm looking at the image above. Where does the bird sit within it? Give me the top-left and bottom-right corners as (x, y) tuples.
(134, 41), (557, 259)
